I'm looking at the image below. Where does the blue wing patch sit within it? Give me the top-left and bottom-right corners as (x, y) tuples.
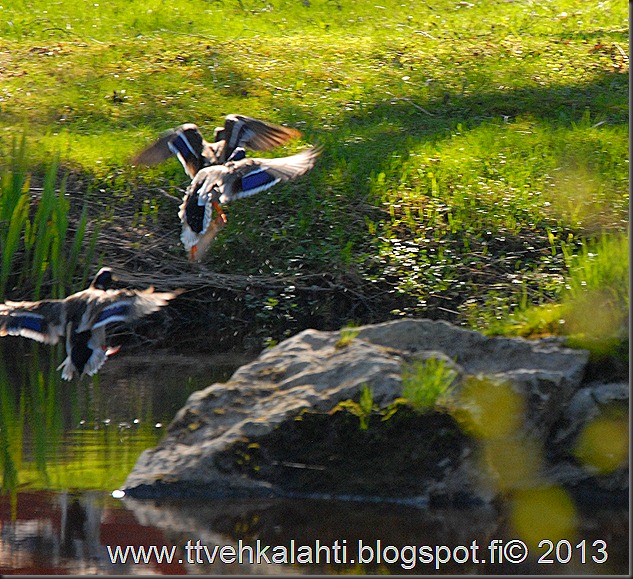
(94, 302), (131, 327)
(7, 314), (44, 333)
(242, 169), (277, 193)
(169, 133), (198, 163)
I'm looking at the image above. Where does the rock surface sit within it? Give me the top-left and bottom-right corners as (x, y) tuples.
(122, 319), (627, 504)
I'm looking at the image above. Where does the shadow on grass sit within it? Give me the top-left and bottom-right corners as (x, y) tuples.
(298, 67), (627, 190)
(2, 62), (627, 352)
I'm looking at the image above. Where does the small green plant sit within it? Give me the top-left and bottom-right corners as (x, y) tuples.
(401, 357), (458, 411)
(331, 384), (375, 430)
(335, 325), (360, 349)
(559, 234), (629, 356)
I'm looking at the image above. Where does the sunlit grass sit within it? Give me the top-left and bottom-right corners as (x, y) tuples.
(0, 0), (627, 350)
(1, 0), (626, 42)
(401, 357), (458, 411)
(370, 111), (628, 323)
(493, 233), (629, 354)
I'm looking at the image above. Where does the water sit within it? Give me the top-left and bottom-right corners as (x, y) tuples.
(0, 340), (629, 575)
(1, 491), (629, 575)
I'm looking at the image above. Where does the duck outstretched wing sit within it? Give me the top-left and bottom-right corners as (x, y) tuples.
(217, 146), (322, 203)
(179, 146), (321, 231)
(77, 289), (181, 332)
(133, 116), (300, 169)
(0, 300), (66, 344)
(131, 127), (180, 166)
(132, 124), (207, 178)
(218, 114), (301, 155)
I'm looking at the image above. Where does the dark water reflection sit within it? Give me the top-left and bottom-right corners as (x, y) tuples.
(0, 491), (629, 575)
(0, 341), (629, 574)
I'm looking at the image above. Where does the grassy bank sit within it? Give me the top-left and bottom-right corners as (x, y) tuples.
(0, 0), (628, 352)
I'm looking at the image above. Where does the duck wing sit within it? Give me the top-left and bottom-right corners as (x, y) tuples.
(216, 114), (302, 160)
(131, 127), (180, 166)
(131, 124), (206, 178)
(76, 288), (181, 333)
(0, 300), (66, 344)
(180, 146), (321, 223)
(132, 115), (300, 167)
(216, 146), (321, 203)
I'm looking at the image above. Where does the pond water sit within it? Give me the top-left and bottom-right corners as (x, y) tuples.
(0, 340), (629, 575)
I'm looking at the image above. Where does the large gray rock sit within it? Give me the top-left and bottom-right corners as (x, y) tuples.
(544, 381), (629, 495)
(123, 319), (620, 503)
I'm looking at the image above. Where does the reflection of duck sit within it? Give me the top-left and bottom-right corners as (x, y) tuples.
(0, 268), (181, 380)
(131, 114), (302, 178)
(179, 146), (322, 262)
(61, 497), (87, 558)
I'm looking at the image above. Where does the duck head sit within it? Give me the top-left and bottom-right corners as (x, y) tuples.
(91, 268), (117, 291)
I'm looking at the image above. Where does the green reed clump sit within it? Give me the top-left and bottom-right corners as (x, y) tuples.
(401, 357), (458, 411)
(0, 137), (99, 300)
(558, 233), (629, 354)
(493, 233), (629, 355)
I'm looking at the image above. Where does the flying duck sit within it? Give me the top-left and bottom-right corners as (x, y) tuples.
(0, 268), (181, 380)
(131, 114), (302, 178)
(179, 146), (322, 262)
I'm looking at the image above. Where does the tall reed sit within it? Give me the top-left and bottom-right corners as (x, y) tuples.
(0, 136), (99, 300)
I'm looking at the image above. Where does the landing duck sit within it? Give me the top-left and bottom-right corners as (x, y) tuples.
(0, 268), (181, 380)
(131, 114), (302, 178)
(179, 146), (321, 262)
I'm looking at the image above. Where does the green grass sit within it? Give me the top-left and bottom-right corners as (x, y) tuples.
(401, 357), (458, 411)
(331, 384), (376, 431)
(0, 0), (628, 351)
(493, 233), (629, 354)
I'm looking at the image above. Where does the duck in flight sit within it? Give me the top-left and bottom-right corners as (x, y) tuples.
(0, 268), (181, 380)
(131, 114), (302, 178)
(179, 146), (322, 262)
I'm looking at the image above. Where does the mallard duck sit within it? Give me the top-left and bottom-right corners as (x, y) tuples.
(0, 268), (181, 380)
(179, 146), (322, 262)
(131, 114), (302, 178)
